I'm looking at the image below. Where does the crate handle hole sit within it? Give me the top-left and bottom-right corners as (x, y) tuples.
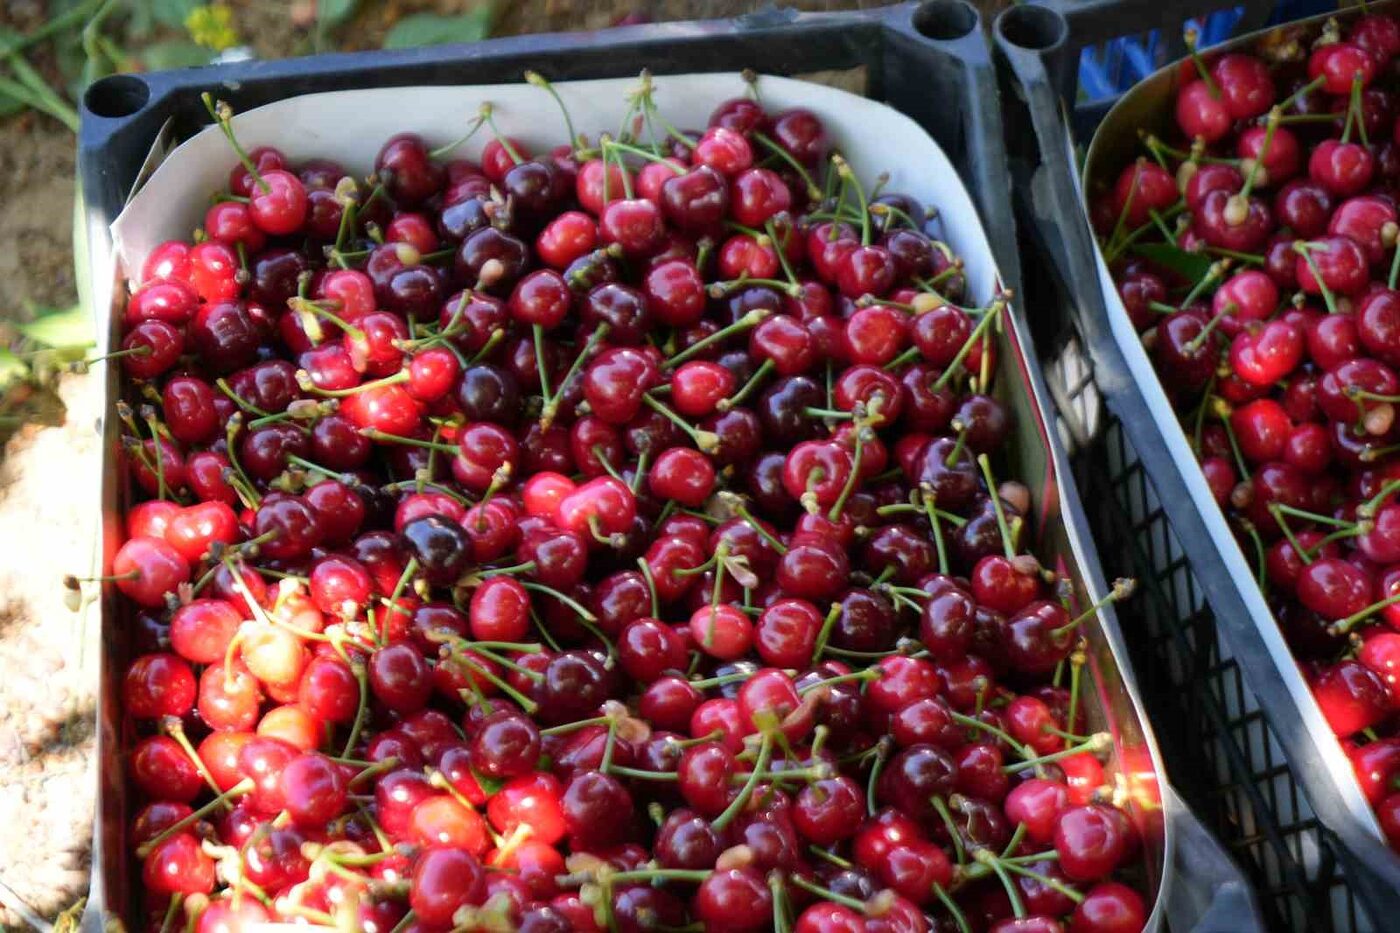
(998, 5), (1067, 51)
(912, 0), (978, 41)
(85, 75), (150, 119)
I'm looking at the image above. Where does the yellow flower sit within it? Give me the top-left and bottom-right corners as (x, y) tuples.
(185, 4), (240, 52)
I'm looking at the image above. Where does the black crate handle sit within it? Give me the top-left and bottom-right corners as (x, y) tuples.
(993, 5), (1400, 922)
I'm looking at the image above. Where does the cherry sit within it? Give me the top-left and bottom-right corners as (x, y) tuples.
(793, 775), (864, 845)
(1175, 79), (1232, 142)
(131, 735), (202, 801)
(1071, 882), (1148, 933)
(113, 536), (190, 608)
(1315, 659), (1394, 736)
(410, 846), (485, 926)
(472, 712), (542, 779)
(1311, 141), (1376, 198)
(1297, 557), (1373, 619)
(1309, 42), (1377, 95)
(695, 867), (772, 932)
(143, 832), (216, 896)
(618, 618), (688, 682)
(878, 839), (953, 906)
(1111, 160), (1177, 228)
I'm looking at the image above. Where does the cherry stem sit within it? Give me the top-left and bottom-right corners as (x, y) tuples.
(788, 873), (869, 914)
(1242, 103), (1280, 208)
(525, 71), (580, 154)
(975, 847), (1028, 918)
(299, 368), (408, 398)
(474, 464), (512, 530)
(1268, 505), (1314, 567)
(685, 671), (751, 692)
(1051, 579), (1134, 638)
(160, 717), (226, 802)
(201, 93), (268, 193)
(349, 758), (400, 788)
(1182, 28), (1221, 99)
(532, 324), (554, 409)
(608, 868), (713, 885)
(770, 873), (791, 933)
(1294, 241), (1341, 315)
(866, 738), (892, 816)
(472, 644), (544, 681)
(642, 393), (719, 453)
(469, 328), (507, 365)
(719, 358), (775, 412)
(519, 580), (598, 622)
(798, 668), (878, 694)
(158, 894), (183, 933)
(713, 731), (773, 830)
(607, 764), (679, 781)
(933, 884), (972, 933)
(811, 601), (843, 663)
(922, 796), (965, 867)
(753, 131), (822, 200)
(805, 407), (856, 421)
(478, 103), (522, 164)
(603, 136), (684, 172)
(637, 556), (661, 617)
(1105, 161), (1144, 252)
(290, 296), (364, 343)
(1213, 401), (1252, 482)
(665, 309), (769, 369)
(1001, 861), (1085, 904)
(828, 422), (868, 521)
(1066, 651), (1084, 744)
(1180, 307), (1231, 356)
(428, 113), (486, 160)
(831, 155), (872, 245)
(215, 379), (271, 419)
(1279, 75), (1328, 113)
(135, 777), (255, 858)
(708, 276), (801, 298)
(1331, 592), (1400, 635)
(542, 324), (609, 428)
(455, 655), (540, 715)
(1003, 733), (1111, 773)
(949, 710), (1031, 759)
(1360, 479), (1400, 518)
(733, 504), (788, 554)
(933, 301), (1003, 391)
(541, 715), (612, 736)
(765, 218), (802, 286)
(341, 655), (370, 758)
(358, 428), (459, 454)
(975, 455), (1018, 559)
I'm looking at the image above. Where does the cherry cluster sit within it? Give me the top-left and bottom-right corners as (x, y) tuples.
(104, 71), (1149, 933)
(1095, 11), (1400, 851)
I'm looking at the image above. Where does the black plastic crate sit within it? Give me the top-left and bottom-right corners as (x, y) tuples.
(72, 2), (1267, 930)
(994, 1), (1400, 930)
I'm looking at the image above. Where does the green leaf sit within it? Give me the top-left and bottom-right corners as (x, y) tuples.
(140, 39), (210, 71)
(0, 85), (25, 118)
(1129, 242), (1214, 286)
(0, 348), (27, 388)
(318, 0), (359, 30)
(151, 0), (199, 27)
(383, 7), (492, 49)
(17, 305), (93, 349)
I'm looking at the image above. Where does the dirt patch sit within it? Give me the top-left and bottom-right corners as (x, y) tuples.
(0, 117), (77, 315)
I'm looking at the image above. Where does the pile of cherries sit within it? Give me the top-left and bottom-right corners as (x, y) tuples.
(104, 72), (1150, 932)
(1095, 10), (1400, 852)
